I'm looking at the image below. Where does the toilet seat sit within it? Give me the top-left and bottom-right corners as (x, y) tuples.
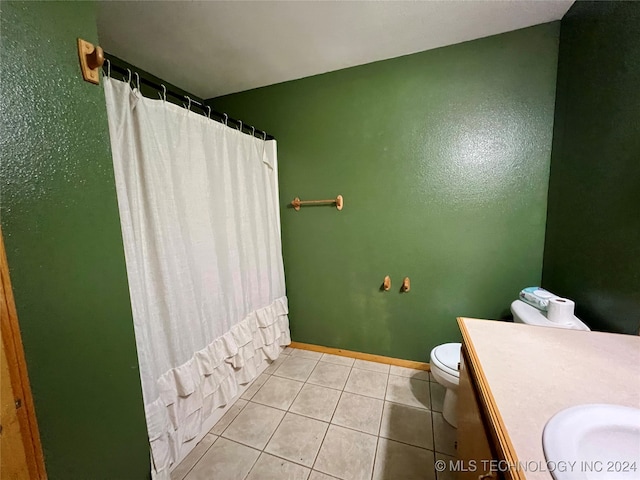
(431, 343), (461, 378)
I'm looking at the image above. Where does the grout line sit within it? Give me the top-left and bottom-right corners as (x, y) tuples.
(258, 409), (290, 463)
(371, 435), (380, 480)
(343, 367), (389, 401)
(252, 359), (315, 470)
(214, 395), (252, 437)
(251, 450), (314, 473)
(173, 433), (218, 480)
(369, 371), (391, 479)
(239, 447), (261, 480)
(218, 437), (261, 480)
(271, 358), (319, 383)
(430, 381), (438, 470)
(379, 401), (389, 438)
(218, 352), (286, 437)
(202, 350), (442, 480)
(255, 355), (338, 473)
(370, 432), (437, 452)
(381, 371), (390, 431)
(183, 348), (288, 480)
(309, 361), (351, 473)
(383, 398), (431, 411)
(318, 353), (356, 368)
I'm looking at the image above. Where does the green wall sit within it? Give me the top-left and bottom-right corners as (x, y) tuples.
(0, 2), (149, 478)
(543, 1), (640, 335)
(211, 23), (560, 361)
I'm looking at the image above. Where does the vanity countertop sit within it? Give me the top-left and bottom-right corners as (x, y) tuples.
(458, 317), (640, 480)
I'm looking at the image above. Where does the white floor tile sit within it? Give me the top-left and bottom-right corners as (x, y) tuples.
(353, 359), (390, 374)
(435, 453), (457, 480)
(222, 402), (285, 450)
(433, 412), (457, 457)
(178, 346), (445, 480)
(265, 412), (328, 467)
(331, 392), (383, 435)
(291, 348), (324, 360)
(241, 373), (270, 400)
(245, 452), (310, 480)
(320, 353), (355, 367)
(252, 375), (304, 410)
(314, 425), (377, 480)
(344, 368), (388, 399)
(389, 365), (430, 382)
(264, 355), (287, 374)
(380, 401), (433, 449)
(274, 356), (318, 382)
(171, 433), (217, 480)
(210, 399), (248, 435)
(307, 362), (351, 390)
(430, 382), (445, 413)
(290, 383), (341, 422)
(184, 437), (259, 480)
(385, 375), (430, 409)
(310, 471), (340, 480)
(372, 438), (435, 480)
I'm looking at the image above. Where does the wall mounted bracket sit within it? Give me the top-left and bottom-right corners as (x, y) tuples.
(77, 38), (104, 85)
(291, 195), (343, 211)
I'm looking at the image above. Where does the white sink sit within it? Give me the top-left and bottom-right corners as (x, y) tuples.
(543, 404), (640, 480)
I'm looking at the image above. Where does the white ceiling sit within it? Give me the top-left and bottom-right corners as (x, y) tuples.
(98, 1), (574, 99)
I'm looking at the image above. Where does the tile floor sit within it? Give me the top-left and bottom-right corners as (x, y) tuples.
(171, 347), (458, 480)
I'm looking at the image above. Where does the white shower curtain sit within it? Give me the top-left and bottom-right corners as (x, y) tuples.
(103, 78), (290, 479)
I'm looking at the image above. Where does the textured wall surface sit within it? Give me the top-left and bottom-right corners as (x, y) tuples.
(0, 2), (149, 478)
(543, 1), (640, 335)
(211, 23), (560, 360)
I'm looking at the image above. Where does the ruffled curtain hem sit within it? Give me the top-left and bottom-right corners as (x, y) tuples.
(148, 296), (291, 479)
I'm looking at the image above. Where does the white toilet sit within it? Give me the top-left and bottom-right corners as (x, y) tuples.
(429, 342), (462, 428)
(511, 299), (590, 331)
(430, 290), (591, 429)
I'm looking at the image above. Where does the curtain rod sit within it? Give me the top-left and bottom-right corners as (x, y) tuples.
(102, 54), (274, 141)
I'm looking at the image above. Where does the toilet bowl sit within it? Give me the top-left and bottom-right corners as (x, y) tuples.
(429, 342), (461, 428)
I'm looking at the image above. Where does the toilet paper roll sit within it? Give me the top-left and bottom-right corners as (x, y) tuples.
(547, 297), (575, 324)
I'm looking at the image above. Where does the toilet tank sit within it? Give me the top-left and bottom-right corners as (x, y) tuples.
(511, 300), (590, 331)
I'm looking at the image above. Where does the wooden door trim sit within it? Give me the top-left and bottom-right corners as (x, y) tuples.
(1, 229), (47, 479)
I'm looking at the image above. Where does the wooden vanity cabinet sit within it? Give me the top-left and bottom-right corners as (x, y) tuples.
(456, 345), (503, 480)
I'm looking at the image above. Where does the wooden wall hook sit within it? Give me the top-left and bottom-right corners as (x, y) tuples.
(77, 38), (104, 85)
(383, 275), (391, 291)
(402, 277), (411, 292)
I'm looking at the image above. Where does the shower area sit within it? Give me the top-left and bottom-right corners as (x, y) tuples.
(101, 58), (291, 478)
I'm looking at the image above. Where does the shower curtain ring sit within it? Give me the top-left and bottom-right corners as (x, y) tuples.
(184, 96), (192, 111)
(134, 72), (140, 91)
(262, 130), (267, 141)
(160, 84), (167, 102)
(105, 58), (111, 78)
(237, 120), (243, 132)
(126, 68), (132, 85)
(206, 106), (212, 119)
(251, 126), (255, 137)
(223, 113), (228, 125)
